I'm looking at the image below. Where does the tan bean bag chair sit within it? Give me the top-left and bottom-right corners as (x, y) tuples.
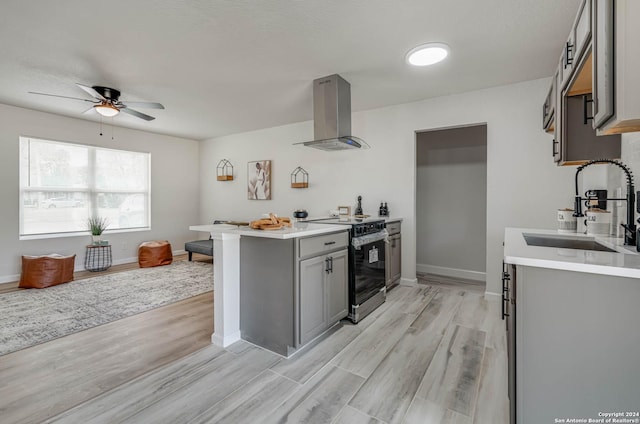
(19, 254), (76, 289)
(138, 240), (173, 268)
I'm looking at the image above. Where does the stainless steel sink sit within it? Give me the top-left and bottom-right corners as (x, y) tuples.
(522, 233), (617, 253)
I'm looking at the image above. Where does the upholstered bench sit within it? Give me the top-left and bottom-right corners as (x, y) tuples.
(138, 240), (173, 268)
(185, 239), (213, 261)
(19, 254), (76, 289)
(185, 220), (225, 261)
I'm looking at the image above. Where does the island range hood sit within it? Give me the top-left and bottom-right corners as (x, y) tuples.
(295, 74), (369, 151)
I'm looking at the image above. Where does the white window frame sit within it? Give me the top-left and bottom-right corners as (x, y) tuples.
(19, 136), (151, 240)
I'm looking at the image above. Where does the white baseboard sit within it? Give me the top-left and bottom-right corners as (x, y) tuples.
(399, 277), (418, 286)
(416, 264), (486, 282)
(484, 291), (501, 300)
(0, 273), (21, 284)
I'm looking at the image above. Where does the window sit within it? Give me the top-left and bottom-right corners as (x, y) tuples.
(19, 137), (150, 238)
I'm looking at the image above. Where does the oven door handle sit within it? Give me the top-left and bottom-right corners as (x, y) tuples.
(351, 230), (388, 248)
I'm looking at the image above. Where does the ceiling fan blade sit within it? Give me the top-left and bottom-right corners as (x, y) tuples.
(76, 83), (107, 101)
(120, 101), (164, 110)
(28, 91), (97, 102)
(120, 107), (155, 121)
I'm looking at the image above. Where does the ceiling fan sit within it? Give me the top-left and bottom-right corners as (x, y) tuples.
(29, 83), (164, 121)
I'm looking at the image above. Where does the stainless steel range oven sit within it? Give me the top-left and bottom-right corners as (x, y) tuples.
(309, 218), (387, 323)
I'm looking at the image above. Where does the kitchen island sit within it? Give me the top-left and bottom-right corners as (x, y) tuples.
(503, 228), (640, 424)
(190, 222), (349, 356)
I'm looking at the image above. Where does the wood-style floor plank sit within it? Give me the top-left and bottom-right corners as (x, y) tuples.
(1, 292), (213, 424)
(269, 323), (361, 384)
(347, 325), (444, 424)
(49, 344), (228, 424)
(9, 279), (508, 424)
(403, 398), (471, 424)
(472, 347), (509, 424)
(120, 346), (281, 424)
(417, 273), (486, 294)
(263, 365), (364, 424)
(331, 310), (416, 378)
(188, 369), (300, 424)
(415, 325), (486, 416)
(333, 405), (384, 424)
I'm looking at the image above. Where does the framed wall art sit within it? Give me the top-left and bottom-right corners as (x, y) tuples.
(248, 160), (271, 200)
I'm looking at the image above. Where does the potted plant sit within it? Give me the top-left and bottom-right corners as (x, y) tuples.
(88, 216), (109, 245)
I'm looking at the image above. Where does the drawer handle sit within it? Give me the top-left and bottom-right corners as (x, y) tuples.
(324, 241), (336, 246)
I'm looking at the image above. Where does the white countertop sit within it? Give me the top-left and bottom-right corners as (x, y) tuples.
(383, 217), (403, 223)
(504, 227), (640, 278)
(300, 216), (403, 223)
(189, 222), (348, 239)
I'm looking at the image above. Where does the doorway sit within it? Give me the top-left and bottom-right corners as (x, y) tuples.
(415, 124), (487, 282)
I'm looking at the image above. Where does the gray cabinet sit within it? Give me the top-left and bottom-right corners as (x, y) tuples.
(544, 0), (622, 165)
(553, 65), (563, 163)
(594, 0), (640, 134)
(299, 255), (327, 344)
(299, 248), (348, 345)
(507, 264), (640, 423)
(542, 68), (557, 132)
(560, 91), (620, 165)
(592, 0), (615, 129)
(239, 230), (349, 357)
(385, 221), (401, 289)
(327, 250), (348, 323)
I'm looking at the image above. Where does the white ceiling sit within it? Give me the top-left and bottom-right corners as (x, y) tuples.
(0, 0), (581, 141)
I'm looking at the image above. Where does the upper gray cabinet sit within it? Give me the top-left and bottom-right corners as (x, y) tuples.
(543, 0), (636, 166)
(594, 0), (640, 134)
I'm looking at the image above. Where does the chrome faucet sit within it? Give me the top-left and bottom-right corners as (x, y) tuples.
(573, 159), (638, 248)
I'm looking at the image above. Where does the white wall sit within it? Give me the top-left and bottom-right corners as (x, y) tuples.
(619, 132), (640, 233)
(0, 103), (200, 282)
(416, 125), (487, 281)
(200, 77), (577, 295)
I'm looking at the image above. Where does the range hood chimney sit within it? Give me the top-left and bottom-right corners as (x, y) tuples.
(295, 74), (368, 151)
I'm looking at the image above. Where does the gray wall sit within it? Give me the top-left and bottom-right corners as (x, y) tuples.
(416, 125), (487, 280)
(0, 103), (201, 281)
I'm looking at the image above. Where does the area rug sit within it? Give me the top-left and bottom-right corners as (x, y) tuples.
(0, 261), (213, 356)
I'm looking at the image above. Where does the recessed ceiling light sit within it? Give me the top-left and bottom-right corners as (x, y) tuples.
(406, 43), (450, 66)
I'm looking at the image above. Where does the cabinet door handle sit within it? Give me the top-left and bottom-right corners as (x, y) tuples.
(329, 257), (334, 273)
(325, 258), (331, 274)
(324, 241), (336, 246)
(582, 95), (594, 124)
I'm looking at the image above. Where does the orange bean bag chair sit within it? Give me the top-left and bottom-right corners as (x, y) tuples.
(138, 240), (173, 268)
(19, 254), (76, 289)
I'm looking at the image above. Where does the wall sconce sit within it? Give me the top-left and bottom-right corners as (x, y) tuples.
(291, 166), (309, 188)
(217, 159), (234, 181)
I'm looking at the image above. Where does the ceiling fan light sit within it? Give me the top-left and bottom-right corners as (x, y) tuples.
(94, 103), (119, 117)
(406, 43), (450, 66)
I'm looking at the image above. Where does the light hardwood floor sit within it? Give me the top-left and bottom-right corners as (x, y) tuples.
(1, 267), (508, 424)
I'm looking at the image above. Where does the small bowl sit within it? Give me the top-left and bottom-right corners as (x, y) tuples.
(293, 209), (308, 219)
